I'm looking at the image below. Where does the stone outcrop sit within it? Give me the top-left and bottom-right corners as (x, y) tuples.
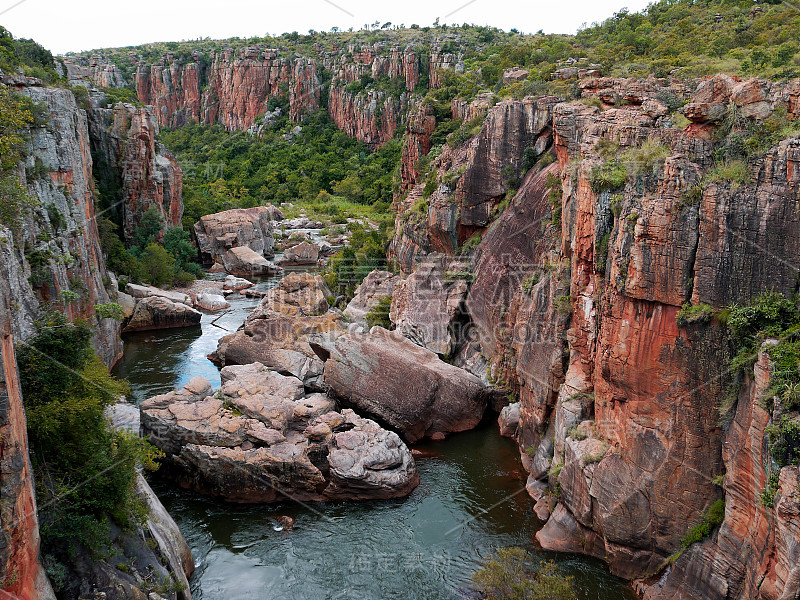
(214, 313), (341, 390)
(194, 206), (276, 266)
(122, 296), (202, 333)
(344, 270), (400, 326)
(195, 290), (230, 312)
(140, 369), (419, 502)
(310, 327), (490, 442)
(390, 71), (800, 598)
(0, 312), (55, 600)
(247, 272), (330, 319)
(276, 241), (319, 266)
(328, 85), (403, 148)
(88, 97), (183, 244)
(135, 48), (320, 130)
(391, 96), (558, 273)
(222, 246), (280, 277)
(5, 80), (123, 367)
(389, 256), (469, 356)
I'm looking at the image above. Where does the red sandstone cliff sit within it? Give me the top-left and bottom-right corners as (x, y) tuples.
(88, 96), (183, 244)
(391, 73), (800, 599)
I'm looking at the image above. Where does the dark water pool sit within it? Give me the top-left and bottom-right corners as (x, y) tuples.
(113, 272), (635, 600)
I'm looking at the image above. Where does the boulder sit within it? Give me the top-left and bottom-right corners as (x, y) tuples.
(194, 206), (276, 266)
(222, 246), (280, 277)
(125, 283), (191, 305)
(117, 292), (136, 318)
(310, 327), (490, 442)
(214, 313), (342, 390)
(195, 291), (230, 312)
(344, 270), (400, 326)
(683, 73), (736, 123)
(390, 257), (469, 356)
(247, 272), (330, 319)
(223, 275), (254, 291)
(276, 241), (319, 266)
(140, 373), (418, 503)
(122, 296), (201, 333)
(498, 403), (520, 438)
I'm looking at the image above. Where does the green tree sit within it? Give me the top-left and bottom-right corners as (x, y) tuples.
(139, 242), (176, 287)
(17, 312), (161, 550)
(0, 87), (37, 230)
(134, 205), (164, 250)
(473, 548), (575, 600)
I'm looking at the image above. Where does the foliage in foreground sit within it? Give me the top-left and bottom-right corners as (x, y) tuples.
(472, 548), (575, 600)
(17, 312), (162, 552)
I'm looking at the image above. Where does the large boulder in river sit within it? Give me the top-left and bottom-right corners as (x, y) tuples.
(310, 327), (490, 442)
(214, 312), (342, 390)
(247, 272), (330, 319)
(222, 246), (281, 277)
(223, 275), (254, 291)
(195, 289), (230, 312)
(390, 256), (470, 356)
(139, 369), (419, 503)
(122, 296), (202, 333)
(194, 206), (276, 266)
(344, 270), (401, 326)
(276, 241), (319, 266)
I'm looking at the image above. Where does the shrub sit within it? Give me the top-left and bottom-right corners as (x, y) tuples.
(365, 295), (393, 330)
(680, 499), (725, 548)
(17, 312), (161, 551)
(590, 161), (628, 192)
(676, 303), (715, 327)
(95, 302), (126, 321)
(473, 548), (576, 600)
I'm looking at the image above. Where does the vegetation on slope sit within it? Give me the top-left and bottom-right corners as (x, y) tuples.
(17, 311), (161, 585)
(160, 105), (400, 227)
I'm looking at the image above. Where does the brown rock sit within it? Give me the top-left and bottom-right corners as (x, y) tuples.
(123, 296), (202, 333)
(195, 207), (276, 266)
(390, 256), (469, 356)
(247, 272), (330, 318)
(344, 270), (401, 325)
(310, 327), (489, 442)
(222, 246), (280, 277)
(276, 241), (320, 266)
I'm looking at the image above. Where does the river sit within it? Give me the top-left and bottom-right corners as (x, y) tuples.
(112, 266), (635, 600)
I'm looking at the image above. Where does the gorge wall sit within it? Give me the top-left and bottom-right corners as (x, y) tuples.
(75, 40), (464, 148)
(390, 73), (800, 599)
(0, 73), (187, 597)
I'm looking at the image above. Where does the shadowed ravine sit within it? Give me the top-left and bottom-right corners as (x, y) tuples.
(114, 272), (634, 600)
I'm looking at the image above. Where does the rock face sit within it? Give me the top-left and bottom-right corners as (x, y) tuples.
(390, 72), (800, 598)
(344, 270), (400, 326)
(135, 48), (321, 130)
(391, 96), (558, 273)
(140, 369), (419, 502)
(88, 98), (183, 245)
(195, 290), (230, 312)
(128, 41), (457, 146)
(310, 328), (490, 442)
(276, 241), (319, 266)
(7, 80), (123, 367)
(194, 207), (276, 267)
(122, 296), (202, 332)
(390, 256), (469, 356)
(0, 312), (55, 600)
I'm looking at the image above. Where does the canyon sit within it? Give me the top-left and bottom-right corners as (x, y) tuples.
(2, 20), (800, 600)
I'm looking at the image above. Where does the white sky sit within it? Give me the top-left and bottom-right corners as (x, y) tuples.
(1, 0), (652, 55)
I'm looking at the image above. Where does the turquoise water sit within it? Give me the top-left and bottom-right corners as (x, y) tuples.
(114, 274), (635, 600)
